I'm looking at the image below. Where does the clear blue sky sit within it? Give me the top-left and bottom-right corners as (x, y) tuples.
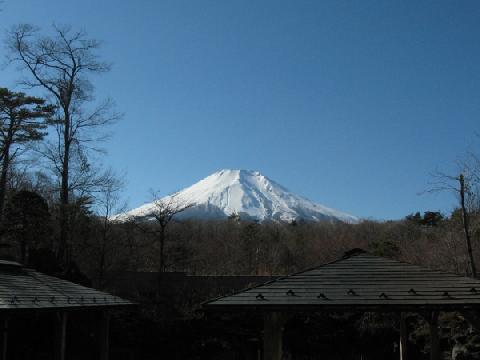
(1, 0), (479, 220)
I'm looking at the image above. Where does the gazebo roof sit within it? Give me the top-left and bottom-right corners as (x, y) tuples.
(0, 260), (132, 311)
(205, 249), (480, 312)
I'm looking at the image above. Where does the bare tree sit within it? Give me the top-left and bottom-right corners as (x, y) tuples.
(427, 170), (478, 278)
(5, 24), (120, 264)
(130, 191), (193, 274)
(92, 172), (125, 286)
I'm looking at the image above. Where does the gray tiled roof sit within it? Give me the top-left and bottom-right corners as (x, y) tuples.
(0, 261), (132, 310)
(205, 250), (480, 311)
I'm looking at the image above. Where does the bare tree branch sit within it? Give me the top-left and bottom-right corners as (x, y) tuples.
(129, 191), (193, 275)
(5, 23), (120, 264)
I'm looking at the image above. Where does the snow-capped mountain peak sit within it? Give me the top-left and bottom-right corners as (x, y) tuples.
(119, 169), (358, 223)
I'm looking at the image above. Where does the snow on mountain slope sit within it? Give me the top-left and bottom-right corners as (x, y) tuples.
(118, 169), (359, 223)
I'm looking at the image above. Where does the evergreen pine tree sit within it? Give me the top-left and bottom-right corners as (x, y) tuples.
(0, 88), (53, 221)
(4, 190), (52, 264)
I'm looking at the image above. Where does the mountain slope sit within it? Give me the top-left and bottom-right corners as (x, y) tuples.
(119, 169), (359, 223)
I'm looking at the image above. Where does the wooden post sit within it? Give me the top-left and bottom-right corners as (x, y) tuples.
(1, 318), (8, 360)
(99, 311), (111, 360)
(400, 313), (408, 360)
(54, 312), (68, 360)
(429, 312), (440, 360)
(263, 312), (285, 360)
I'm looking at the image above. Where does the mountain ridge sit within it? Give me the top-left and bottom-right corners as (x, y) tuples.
(117, 169), (359, 223)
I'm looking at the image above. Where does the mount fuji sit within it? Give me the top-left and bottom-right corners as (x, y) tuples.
(118, 169), (359, 223)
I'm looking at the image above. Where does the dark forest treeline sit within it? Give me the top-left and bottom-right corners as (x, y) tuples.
(69, 209), (480, 285)
(2, 184), (478, 289)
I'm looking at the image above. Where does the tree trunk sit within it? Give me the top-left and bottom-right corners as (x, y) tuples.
(460, 174), (477, 278)
(159, 226), (166, 273)
(98, 243), (106, 287)
(98, 216), (109, 286)
(0, 120), (14, 225)
(0, 146), (10, 224)
(156, 226), (166, 300)
(58, 110), (70, 266)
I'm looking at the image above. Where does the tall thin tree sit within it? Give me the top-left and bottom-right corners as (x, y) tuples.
(94, 172), (124, 286)
(428, 171), (478, 278)
(459, 173), (477, 277)
(6, 24), (119, 264)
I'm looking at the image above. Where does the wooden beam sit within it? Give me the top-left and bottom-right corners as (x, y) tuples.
(99, 311), (111, 360)
(399, 313), (408, 360)
(429, 311), (440, 360)
(54, 312), (68, 360)
(263, 312), (285, 360)
(1, 318), (8, 360)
